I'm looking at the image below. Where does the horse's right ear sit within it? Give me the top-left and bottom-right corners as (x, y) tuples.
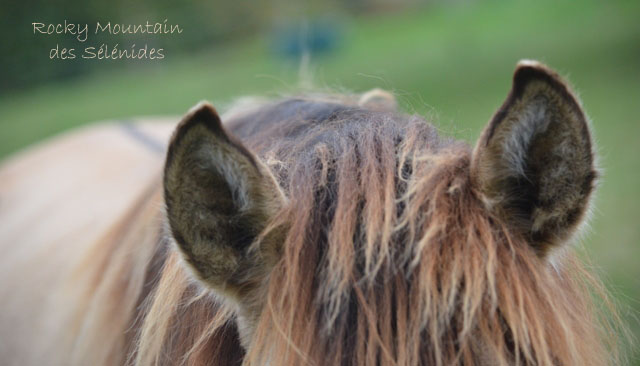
(471, 61), (597, 258)
(163, 102), (286, 299)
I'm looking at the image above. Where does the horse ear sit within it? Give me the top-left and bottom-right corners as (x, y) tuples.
(471, 61), (597, 258)
(163, 102), (285, 297)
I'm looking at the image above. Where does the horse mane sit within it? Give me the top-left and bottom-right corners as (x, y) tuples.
(68, 95), (621, 365)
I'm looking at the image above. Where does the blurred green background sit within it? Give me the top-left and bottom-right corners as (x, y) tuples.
(1, 0), (638, 362)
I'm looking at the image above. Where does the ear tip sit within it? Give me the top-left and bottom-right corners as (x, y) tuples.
(513, 59), (562, 86)
(174, 101), (224, 134)
(511, 60), (584, 106)
(190, 100), (217, 113)
(167, 101), (225, 156)
(514, 59), (553, 73)
(186, 101), (222, 124)
(515, 59), (547, 69)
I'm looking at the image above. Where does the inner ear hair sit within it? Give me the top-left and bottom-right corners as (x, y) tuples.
(471, 60), (597, 257)
(163, 102), (285, 298)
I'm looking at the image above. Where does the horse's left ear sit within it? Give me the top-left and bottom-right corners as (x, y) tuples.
(163, 102), (286, 298)
(471, 61), (597, 258)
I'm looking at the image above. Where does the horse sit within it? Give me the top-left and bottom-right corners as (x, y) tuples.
(0, 60), (621, 365)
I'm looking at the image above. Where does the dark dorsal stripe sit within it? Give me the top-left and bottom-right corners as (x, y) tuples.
(119, 121), (166, 155)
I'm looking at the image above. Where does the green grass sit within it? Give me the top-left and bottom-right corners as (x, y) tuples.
(1, 0), (639, 362)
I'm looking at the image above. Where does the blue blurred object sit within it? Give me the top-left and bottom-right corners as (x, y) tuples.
(271, 18), (344, 60)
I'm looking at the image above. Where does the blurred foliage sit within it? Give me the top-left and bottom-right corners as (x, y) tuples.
(1, 0), (639, 363)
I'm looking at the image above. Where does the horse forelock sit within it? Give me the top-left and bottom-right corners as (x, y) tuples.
(224, 97), (613, 365)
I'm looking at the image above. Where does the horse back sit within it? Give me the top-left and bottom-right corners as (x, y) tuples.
(0, 119), (173, 365)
